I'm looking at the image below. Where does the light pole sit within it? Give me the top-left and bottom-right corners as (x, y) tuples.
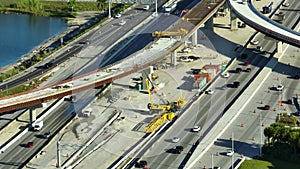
(260, 112), (263, 157)
(108, 0), (111, 18)
(211, 152), (214, 169)
(231, 132), (234, 169)
(155, 0), (158, 17)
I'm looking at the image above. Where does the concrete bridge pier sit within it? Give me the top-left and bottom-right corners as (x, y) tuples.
(192, 31), (198, 47)
(171, 51), (177, 66)
(276, 41), (283, 53)
(23, 104), (45, 123)
(230, 10), (238, 31)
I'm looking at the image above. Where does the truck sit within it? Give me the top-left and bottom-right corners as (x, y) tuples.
(31, 121), (43, 131)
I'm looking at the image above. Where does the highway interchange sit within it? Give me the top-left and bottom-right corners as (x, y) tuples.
(0, 0), (299, 168)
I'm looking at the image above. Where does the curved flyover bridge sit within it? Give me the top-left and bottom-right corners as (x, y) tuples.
(228, 0), (300, 47)
(0, 0), (226, 114)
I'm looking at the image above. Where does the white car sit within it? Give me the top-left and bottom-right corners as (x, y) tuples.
(182, 48), (192, 53)
(251, 40), (259, 45)
(192, 125), (201, 132)
(282, 2), (289, 7)
(226, 149), (234, 156)
(206, 89), (214, 95)
(115, 14), (121, 18)
(277, 84), (284, 91)
(172, 137), (180, 143)
(119, 20), (126, 26)
(222, 72), (230, 78)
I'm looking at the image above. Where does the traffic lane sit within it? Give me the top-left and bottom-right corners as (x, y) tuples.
(100, 14), (180, 66)
(196, 71), (300, 168)
(0, 86), (99, 168)
(143, 63), (256, 168)
(0, 104), (73, 168)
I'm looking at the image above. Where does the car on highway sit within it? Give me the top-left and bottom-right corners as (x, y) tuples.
(277, 84), (284, 91)
(119, 20), (126, 26)
(222, 72), (230, 78)
(192, 69), (201, 74)
(115, 13), (121, 18)
(179, 56), (193, 62)
(206, 89), (214, 95)
(264, 105), (270, 110)
(233, 81), (240, 88)
(256, 46), (263, 51)
(26, 141), (34, 148)
(287, 99), (292, 104)
(240, 53), (247, 59)
(182, 47), (192, 53)
(282, 2), (289, 7)
(226, 149), (234, 156)
(192, 125), (201, 132)
(135, 160), (147, 168)
(244, 61), (250, 66)
(42, 131), (51, 139)
(295, 74), (300, 79)
(44, 62), (53, 69)
(188, 55), (199, 60)
(172, 137), (180, 143)
(251, 40), (259, 45)
(245, 68), (252, 72)
(236, 67), (242, 73)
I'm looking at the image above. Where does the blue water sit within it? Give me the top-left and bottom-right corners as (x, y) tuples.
(0, 13), (68, 68)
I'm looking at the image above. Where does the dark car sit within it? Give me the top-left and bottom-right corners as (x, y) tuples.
(295, 75), (300, 79)
(176, 146), (184, 152)
(264, 105), (270, 110)
(192, 69), (201, 74)
(233, 81), (240, 88)
(44, 62), (53, 68)
(236, 68), (242, 73)
(240, 53), (247, 59)
(188, 56), (199, 60)
(26, 141), (34, 148)
(287, 99), (292, 104)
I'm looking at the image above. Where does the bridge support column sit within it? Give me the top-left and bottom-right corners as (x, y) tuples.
(230, 10), (238, 31)
(192, 31), (198, 46)
(171, 51), (177, 66)
(29, 109), (37, 124)
(18, 104), (45, 123)
(276, 41), (283, 53)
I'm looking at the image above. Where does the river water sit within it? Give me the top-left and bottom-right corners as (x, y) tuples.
(0, 13), (68, 68)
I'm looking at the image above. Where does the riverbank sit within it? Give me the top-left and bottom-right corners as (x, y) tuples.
(0, 11), (102, 75)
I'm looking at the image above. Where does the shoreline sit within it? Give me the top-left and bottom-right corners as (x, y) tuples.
(0, 11), (102, 75)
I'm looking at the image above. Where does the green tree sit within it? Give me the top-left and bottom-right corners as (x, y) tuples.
(97, 0), (107, 11)
(288, 131), (300, 154)
(264, 126), (275, 145)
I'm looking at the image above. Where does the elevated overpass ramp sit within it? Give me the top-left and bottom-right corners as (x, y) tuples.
(228, 0), (300, 47)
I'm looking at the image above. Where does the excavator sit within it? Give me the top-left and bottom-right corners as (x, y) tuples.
(152, 28), (188, 38)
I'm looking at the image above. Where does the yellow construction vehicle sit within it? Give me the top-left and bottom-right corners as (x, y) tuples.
(146, 78), (172, 111)
(145, 78), (186, 112)
(152, 28), (189, 38)
(144, 112), (176, 133)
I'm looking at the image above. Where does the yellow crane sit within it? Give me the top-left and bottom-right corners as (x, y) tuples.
(152, 28), (189, 38)
(145, 78), (172, 111)
(145, 78), (186, 112)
